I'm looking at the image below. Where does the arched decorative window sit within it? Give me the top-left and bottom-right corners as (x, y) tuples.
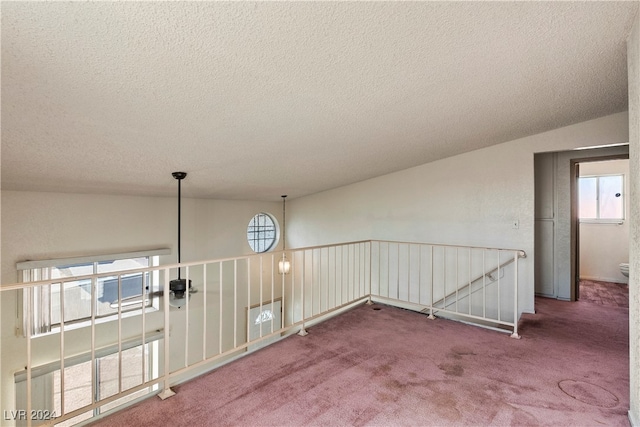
(247, 213), (278, 253)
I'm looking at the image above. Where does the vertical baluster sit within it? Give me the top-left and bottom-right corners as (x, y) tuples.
(361, 242), (364, 299)
(298, 251), (308, 336)
(407, 244), (411, 303)
(385, 243), (389, 300)
(271, 254), (275, 335)
(511, 252), (521, 339)
(247, 258), (251, 345)
(60, 281), (65, 415)
(259, 256), (263, 338)
(418, 245), (422, 306)
(367, 242), (373, 304)
(455, 248), (459, 313)
(218, 260), (225, 354)
(497, 251), (501, 322)
(291, 253), (296, 324)
(184, 267), (189, 368)
(396, 243), (400, 301)
(443, 247), (446, 310)
(482, 250), (486, 319)
(328, 247), (331, 309)
(319, 248), (323, 312)
(281, 253), (286, 330)
(234, 260), (238, 349)
(202, 264), (207, 361)
(118, 275), (123, 392)
(142, 271), (151, 388)
(335, 246), (339, 307)
(159, 268), (174, 399)
(429, 246), (435, 319)
(468, 248), (472, 316)
(92, 276), (97, 409)
(26, 285), (33, 427)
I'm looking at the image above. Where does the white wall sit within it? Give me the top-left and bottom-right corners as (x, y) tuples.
(0, 190), (279, 420)
(627, 8), (639, 426)
(579, 159), (630, 284)
(288, 112), (630, 317)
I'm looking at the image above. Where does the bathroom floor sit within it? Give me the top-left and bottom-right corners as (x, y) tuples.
(579, 279), (629, 308)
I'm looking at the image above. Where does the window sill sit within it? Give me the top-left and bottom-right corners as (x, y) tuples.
(32, 306), (159, 338)
(579, 219), (624, 225)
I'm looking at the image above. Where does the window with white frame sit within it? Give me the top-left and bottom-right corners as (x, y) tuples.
(578, 174), (624, 222)
(14, 336), (161, 425)
(247, 213), (278, 253)
(19, 249), (168, 336)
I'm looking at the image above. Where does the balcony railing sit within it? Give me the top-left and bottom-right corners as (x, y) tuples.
(0, 240), (525, 426)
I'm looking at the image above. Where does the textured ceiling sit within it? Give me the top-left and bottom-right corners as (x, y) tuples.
(2, 2), (638, 201)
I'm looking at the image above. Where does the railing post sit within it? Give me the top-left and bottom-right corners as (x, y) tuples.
(367, 241), (373, 305)
(428, 245), (435, 320)
(510, 251), (521, 339)
(26, 286), (33, 427)
(298, 250), (308, 336)
(158, 268), (175, 399)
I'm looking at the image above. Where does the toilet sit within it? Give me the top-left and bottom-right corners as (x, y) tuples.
(620, 263), (629, 278)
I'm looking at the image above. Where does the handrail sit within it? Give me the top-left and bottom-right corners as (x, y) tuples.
(0, 240), (373, 292)
(432, 251), (527, 309)
(1, 240), (524, 292)
(373, 239), (526, 257)
(368, 240), (524, 336)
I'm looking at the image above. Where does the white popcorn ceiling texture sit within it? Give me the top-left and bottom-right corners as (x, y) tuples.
(2, 2), (638, 201)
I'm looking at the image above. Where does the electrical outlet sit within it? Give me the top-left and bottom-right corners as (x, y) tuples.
(512, 220), (519, 229)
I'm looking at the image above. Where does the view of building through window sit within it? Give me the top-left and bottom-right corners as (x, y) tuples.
(21, 254), (159, 335)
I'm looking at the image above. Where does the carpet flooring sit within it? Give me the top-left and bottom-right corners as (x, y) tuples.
(91, 296), (629, 427)
(579, 279), (629, 308)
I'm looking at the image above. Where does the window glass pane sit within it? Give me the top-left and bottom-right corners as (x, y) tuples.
(54, 360), (92, 415)
(98, 344), (152, 413)
(96, 273), (149, 317)
(598, 175), (623, 219)
(578, 177), (597, 219)
(49, 281), (92, 324)
(97, 257), (148, 274)
(47, 257), (152, 324)
(247, 213), (277, 253)
(52, 263), (93, 279)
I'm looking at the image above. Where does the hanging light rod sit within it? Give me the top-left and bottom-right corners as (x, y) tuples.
(281, 195), (287, 251)
(279, 195), (290, 274)
(170, 171), (192, 307)
(172, 172), (187, 270)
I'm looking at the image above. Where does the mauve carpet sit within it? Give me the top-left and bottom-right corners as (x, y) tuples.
(91, 296), (629, 426)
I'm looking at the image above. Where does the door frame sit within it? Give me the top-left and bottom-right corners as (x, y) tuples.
(570, 153), (629, 301)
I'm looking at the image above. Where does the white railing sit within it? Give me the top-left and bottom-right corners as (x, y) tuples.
(369, 241), (526, 337)
(0, 240), (524, 426)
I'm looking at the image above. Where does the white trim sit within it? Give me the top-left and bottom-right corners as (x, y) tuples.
(16, 248), (171, 270)
(579, 219), (624, 225)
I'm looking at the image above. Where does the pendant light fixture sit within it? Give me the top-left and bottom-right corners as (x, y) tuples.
(278, 195), (291, 274)
(169, 171), (194, 307)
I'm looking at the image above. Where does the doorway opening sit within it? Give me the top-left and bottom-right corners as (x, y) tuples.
(534, 145), (629, 302)
(573, 157), (630, 307)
